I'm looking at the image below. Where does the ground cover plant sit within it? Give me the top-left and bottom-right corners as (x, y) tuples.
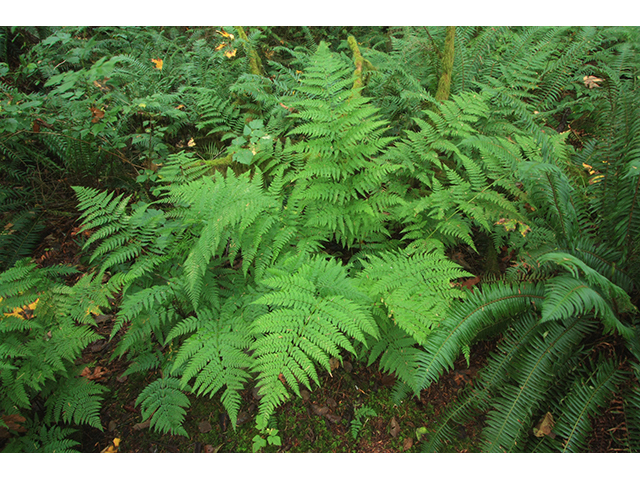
(1, 26), (639, 453)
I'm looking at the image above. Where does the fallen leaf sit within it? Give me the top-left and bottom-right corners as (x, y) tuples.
(216, 29), (234, 40)
(278, 373), (287, 386)
(93, 77), (111, 92)
(326, 397), (337, 409)
(402, 437), (414, 451)
(108, 420), (117, 432)
(133, 419), (151, 431)
(329, 357), (340, 371)
(151, 58), (163, 70)
(389, 417), (401, 438)
(300, 390), (311, 402)
(583, 75), (603, 89)
(198, 420), (212, 434)
(187, 138), (196, 147)
(89, 106), (104, 123)
(236, 411), (251, 426)
(204, 444), (223, 453)
(533, 412), (556, 439)
(81, 365), (109, 381)
(461, 276), (480, 291)
(100, 438), (120, 453)
(218, 413), (229, 432)
(224, 49), (237, 59)
(311, 404), (329, 416)
(325, 413), (342, 424)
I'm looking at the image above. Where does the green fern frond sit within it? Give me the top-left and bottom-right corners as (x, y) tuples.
(358, 248), (469, 344)
(44, 375), (106, 430)
(251, 255), (377, 421)
(481, 316), (596, 452)
(415, 281), (545, 394)
(551, 357), (626, 452)
(2, 424), (80, 453)
(171, 301), (253, 428)
(135, 375), (190, 437)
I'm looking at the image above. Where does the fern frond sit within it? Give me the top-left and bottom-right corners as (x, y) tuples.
(251, 255), (377, 421)
(358, 248), (469, 344)
(481, 316), (596, 452)
(415, 281), (545, 394)
(135, 376), (190, 437)
(551, 357), (626, 452)
(44, 375), (106, 430)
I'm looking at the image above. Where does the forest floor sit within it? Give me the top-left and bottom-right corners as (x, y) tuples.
(28, 211), (629, 453)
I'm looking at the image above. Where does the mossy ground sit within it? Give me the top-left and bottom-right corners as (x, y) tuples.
(78, 319), (488, 453)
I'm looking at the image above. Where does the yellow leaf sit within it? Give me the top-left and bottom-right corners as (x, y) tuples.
(85, 304), (101, 316)
(216, 29), (234, 40)
(582, 162), (597, 175)
(187, 138), (196, 147)
(3, 298), (39, 318)
(151, 58), (163, 70)
(101, 438), (120, 453)
(224, 49), (237, 59)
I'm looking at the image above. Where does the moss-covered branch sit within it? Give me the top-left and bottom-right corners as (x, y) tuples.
(435, 26), (456, 102)
(235, 26), (265, 77)
(347, 35), (376, 97)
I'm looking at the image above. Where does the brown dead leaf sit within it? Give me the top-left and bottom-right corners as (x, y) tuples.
(583, 75), (603, 89)
(461, 276), (480, 291)
(81, 365), (109, 381)
(198, 420), (212, 434)
(90, 106), (105, 123)
(402, 437), (414, 451)
(329, 357), (340, 371)
(204, 444), (223, 453)
(311, 404), (329, 416)
(325, 413), (342, 424)
(133, 418), (151, 431)
(389, 417), (401, 438)
(533, 412), (556, 439)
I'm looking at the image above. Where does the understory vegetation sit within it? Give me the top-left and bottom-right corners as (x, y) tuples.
(1, 26), (639, 453)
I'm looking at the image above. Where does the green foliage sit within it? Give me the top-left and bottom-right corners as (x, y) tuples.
(135, 376), (190, 437)
(350, 406), (377, 439)
(2, 26), (639, 452)
(0, 260), (113, 451)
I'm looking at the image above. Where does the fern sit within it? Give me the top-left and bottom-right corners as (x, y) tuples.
(358, 248), (470, 344)
(44, 375), (106, 430)
(549, 357), (626, 452)
(251, 254), (378, 422)
(135, 375), (190, 437)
